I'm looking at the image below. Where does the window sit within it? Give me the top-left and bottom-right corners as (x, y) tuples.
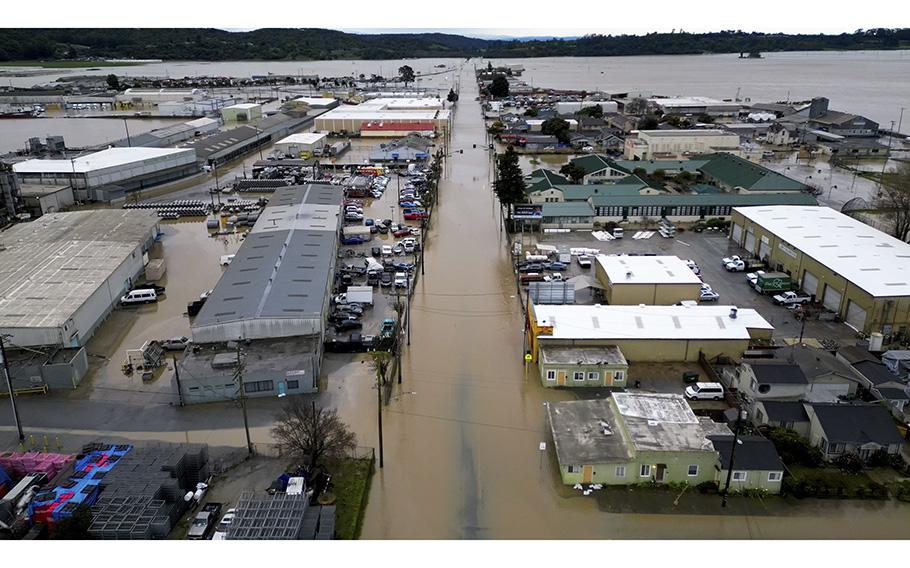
(732, 471), (747, 481)
(243, 380), (274, 394)
(687, 465), (699, 477)
(614, 371), (625, 383)
(640, 464), (651, 478)
(287, 380), (300, 390)
(615, 466), (626, 477)
(573, 371), (585, 382)
(587, 371), (599, 382)
(567, 465), (581, 473)
(768, 471), (783, 482)
(546, 370), (556, 382)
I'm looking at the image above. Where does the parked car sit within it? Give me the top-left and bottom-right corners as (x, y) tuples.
(394, 272), (408, 288)
(576, 255), (592, 268)
(392, 243), (405, 255)
(519, 273), (545, 284)
(773, 291), (812, 306)
(684, 382), (725, 401)
(211, 509), (236, 541)
(380, 272), (393, 287)
(684, 259), (700, 274)
(377, 224), (389, 234)
(381, 245), (393, 256)
(341, 236), (367, 245)
(745, 270), (765, 287)
(334, 319), (363, 332)
(335, 304), (364, 315)
(160, 336), (191, 351)
(519, 263), (545, 273)
(120, 289), (158, 306)
(219, 254), (236, 266)
(721, 255), (742, 267)
(393, 228), (411, 238)
(392, 261), (415, 272)
(371, 246), (382, 257)
(545, 261), (567, 271)
(699, 289), (720, 302)
(403, 210), (428, 220)
(187, 503), (222, 540)
(345, 212), (364, 221)
(364, 218), (375, 226)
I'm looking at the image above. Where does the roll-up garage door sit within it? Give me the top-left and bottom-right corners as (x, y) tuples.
(744, 230), (756, 254)
(822, 284), (842, 312)
(731, 223), (743, 243)
(759, 236), (771, 260)
(845, 300), (867, 331)
(802, 271), (819, 297)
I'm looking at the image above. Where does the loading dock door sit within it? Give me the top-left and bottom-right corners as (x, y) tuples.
(802, 271), (819, 297)
(731, 223), (743, 243)
(744, 230), (757, 254)
(822, 285), (843, 313)
(845, 300), (868, 331)
(759, 236), (771, 261)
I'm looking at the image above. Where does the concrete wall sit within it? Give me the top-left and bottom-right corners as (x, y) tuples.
(41, 347), (88, 389)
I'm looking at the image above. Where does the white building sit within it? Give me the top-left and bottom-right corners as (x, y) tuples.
(117, 88), (207, 104)
(556, 101), (619, 115)
(648, 96), (742, 117)
(0, 210), (160, 347)
(292, 97), (338, 109)
(221, 103), (263, 122)
(624, 129), (742, 160)
(274, 132), (328, 156)
(13, 147), (198, 195)
(314, 98), (450, 134)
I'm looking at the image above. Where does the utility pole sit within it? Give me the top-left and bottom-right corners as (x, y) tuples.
(123, 118), (132, 147)
(420, 217), (426, 276)
(721, 408), (747, 508)
(0, 335), (24, 442)
(898, 107), (905, 136)
(234, 340), (253, 456)
(173, 355), (184, 407)
(376, 366), (384, 468)
(406, 271), (412, 346)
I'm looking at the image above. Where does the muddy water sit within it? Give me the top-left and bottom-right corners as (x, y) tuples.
(0, 117), (184, 154)
(346, 65), (910, 540)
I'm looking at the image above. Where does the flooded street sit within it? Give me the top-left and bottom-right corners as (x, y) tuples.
(346, 65), (910, 539)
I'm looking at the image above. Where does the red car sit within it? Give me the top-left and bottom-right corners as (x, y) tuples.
(403, 211), (428, 220)
(392, 228), (411, 237)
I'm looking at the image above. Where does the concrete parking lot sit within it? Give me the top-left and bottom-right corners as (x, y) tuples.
(536, 229), (861, 348)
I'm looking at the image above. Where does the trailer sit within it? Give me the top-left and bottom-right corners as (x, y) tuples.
(753, 271), (793, 295)
(345, 285), (373, 305)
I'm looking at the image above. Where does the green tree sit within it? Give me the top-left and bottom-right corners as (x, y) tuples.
(488, 120), (505, 134)
(106, 74), (120, 91)
(578, 105), (603, 118)
(697, 113), (715, 124)
(559, 162), (586, 184)
(624, 97), (648, 115)
(488, 75), (509, 98)
(541, 117), (571, 144)
(523, 106), (539, 117)
(398, 65), (415, 86)
(447, 88), (458, 103)
(640, 115), (660, 130)
(652, 169), (666, 180)
(874, 161), (910, 242)
(493, 146), (527, 223)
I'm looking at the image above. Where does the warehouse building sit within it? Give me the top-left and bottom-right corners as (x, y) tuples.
(0, 209), (160, 348)
(12, 147), (198, 199)
(291, 97), (339, 110)
(177, 184), (341, 402)
(648, 96), (742, 117)
(730, 205), (910, 335)
(314, 98), (450, 135)
(595, 255), (703, 305)
(274, 132), (328, 157)
(112, 117), (220, 148)
(624, 129), (746, 160)
(221, 103), (263, 122)
(18, 183), (74, 218)
(528, 303), (773, 363)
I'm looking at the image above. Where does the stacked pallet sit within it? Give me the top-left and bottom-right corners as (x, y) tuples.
(0, 451), (75, 480)
(227, 491), (325, 540)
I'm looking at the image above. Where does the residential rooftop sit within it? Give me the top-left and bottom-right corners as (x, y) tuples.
(808, 403), (903, 446)
(547, 398), (633, 465)
(613, 392), (732, 453)
(749, 363), (809, 385)
(538, 345), (627, 366)
(596, 255), (702, 286)
(710, 435), (784, 471)
(733, 205), (910, 297)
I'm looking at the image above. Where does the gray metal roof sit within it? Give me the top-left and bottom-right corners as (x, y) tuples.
(191, 184), (341, 343)
(183, 125), (260, 161)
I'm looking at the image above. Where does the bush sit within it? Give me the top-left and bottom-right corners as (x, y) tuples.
(892, 481), (910, 502)
(833, 453), (865, 474)
(768, 428), (824, 467)
(741, 487), (769, 499)
(696, 481), (719, 494)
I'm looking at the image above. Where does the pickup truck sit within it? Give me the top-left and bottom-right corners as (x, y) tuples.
(187, 502), (222, 540)
(772, 291), (812, 306)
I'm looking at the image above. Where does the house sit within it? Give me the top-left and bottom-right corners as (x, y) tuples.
(752, 400), (811, 437)
(604, 112), (640, 133)
(732, 362), (809, 402)
(547, 394), (732, 486)
(882, 350), (910, 379)
(709, 435), (785, 494)
(623, 129), (742, 160)
(870, 386), (910, 418)
(567, 154), (631, 184)
(850, 360), (905, 392)
(368, 136), (433, 163)
(777, 97), (879, 138)
(805, 403), (903, 461)
(537, 345), (628, 388)
(782, 344), (864, 401)
(696, 153), (808, 193)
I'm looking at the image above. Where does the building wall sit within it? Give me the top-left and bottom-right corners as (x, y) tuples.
(538, 360), (628, 388)
(730, 211), (910, 335)
(537, 337), (751, 363)
(732, 364), (809, 401)
(557, 449), (719, 486)
(175, 355), (319, 405)
(602, 280), (701, 306)
(716, 468), (783, 493)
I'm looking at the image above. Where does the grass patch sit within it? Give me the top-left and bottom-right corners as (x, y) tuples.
(328, 457), (374, 540)
(784, 465), (888, 499)
(1, 60), (148, 69)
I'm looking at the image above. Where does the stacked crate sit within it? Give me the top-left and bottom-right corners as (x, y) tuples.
(227, 491), (314, 540)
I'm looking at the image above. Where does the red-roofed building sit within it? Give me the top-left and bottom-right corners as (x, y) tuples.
(361, 121), (436, 138)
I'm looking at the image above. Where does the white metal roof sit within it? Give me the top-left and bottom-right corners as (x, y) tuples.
(597, 254), (702, 285)
(317, 108), (440, 121)
(733, 205), (910, 297)
(276, 132), (328, 145)
(224, 103), (261, 110)
(637, 129), (735, 138)
(533, 304), (773, 340)
(649, 96), (741, 108)
(292, 97), (337, 107)
(12, 147), (194, 174)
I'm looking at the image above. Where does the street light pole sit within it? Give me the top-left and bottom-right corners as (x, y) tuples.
(721, 408), (748, 508)
(234, 340), (253, 456)
(376, 369), (384, 468)
(123, 118), (132, 147)
(0, 335), (24, 442)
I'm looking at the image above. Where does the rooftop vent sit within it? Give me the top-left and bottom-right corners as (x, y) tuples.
(729, 307), (738, 319)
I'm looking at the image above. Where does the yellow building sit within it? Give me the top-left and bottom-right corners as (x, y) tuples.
(730, 206), (910, 335)
(595, 254), (702, 305)
(528, 304), (773, 364)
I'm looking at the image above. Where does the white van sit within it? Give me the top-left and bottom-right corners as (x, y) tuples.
(612, 227), (624, 239)
(684, 382), (725, 401)
(121, 289), (158, 306)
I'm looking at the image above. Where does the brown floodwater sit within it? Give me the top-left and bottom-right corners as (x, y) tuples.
(333, 64), (910, 540)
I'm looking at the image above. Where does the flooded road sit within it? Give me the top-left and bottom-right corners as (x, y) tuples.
(346, 65), (910, 539)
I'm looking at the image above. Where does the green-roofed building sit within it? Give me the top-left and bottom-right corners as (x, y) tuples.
(696, 153), (808, 193)
(614, 159), (708, 175)
(590, 192), (817, 223)
(568, 154), (631, 184)
(541, 201), (595, 229)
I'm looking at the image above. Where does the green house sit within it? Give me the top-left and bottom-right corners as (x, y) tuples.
(710, 435), (785, 494)
(547, 393), (732, 486)
(538, 345), (628, 388)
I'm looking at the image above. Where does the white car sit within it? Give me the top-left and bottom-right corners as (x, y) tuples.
(699, 289), (720, 302)
(685, 382), (725, 401)
(219, 254), (235, 266)
(200, 289), (214, 300)
(392, 243), (405, 255)
(577, 255), (592, 268)
(381, 245), (393, 256)
(394, 272), (408, 288)
(721, 255), (742, 267)
(211, 509), (236, 541)
(684, 259), (700, 274)
(160, 336), (191, 351)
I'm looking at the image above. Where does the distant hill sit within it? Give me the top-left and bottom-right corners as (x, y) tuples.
(0, 28), (907, 63)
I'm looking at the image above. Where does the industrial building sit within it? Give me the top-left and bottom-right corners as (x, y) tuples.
(547, 394), (734, 486)
(12, 147), (198, 200)
(730, 205), (910, 335)
(221, 103), (263, 122)
(528, 303), (773, 363)
(0, 209), (160, 348)
(274, 132), (328, 157)
(177, 184), (342, 402)
(595, 255), (703, 305)
(117, 88), (208, 104)
(314, 98), (450, 135)
(648, 96), (742, 117)
(112, 117), (220, 148)
(624, 129), (746, 160)
(291, 97), (339, 110)
(555, 100), (618, 116)
(156, 97), (239, 117)
(18, 183), (74, 218)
